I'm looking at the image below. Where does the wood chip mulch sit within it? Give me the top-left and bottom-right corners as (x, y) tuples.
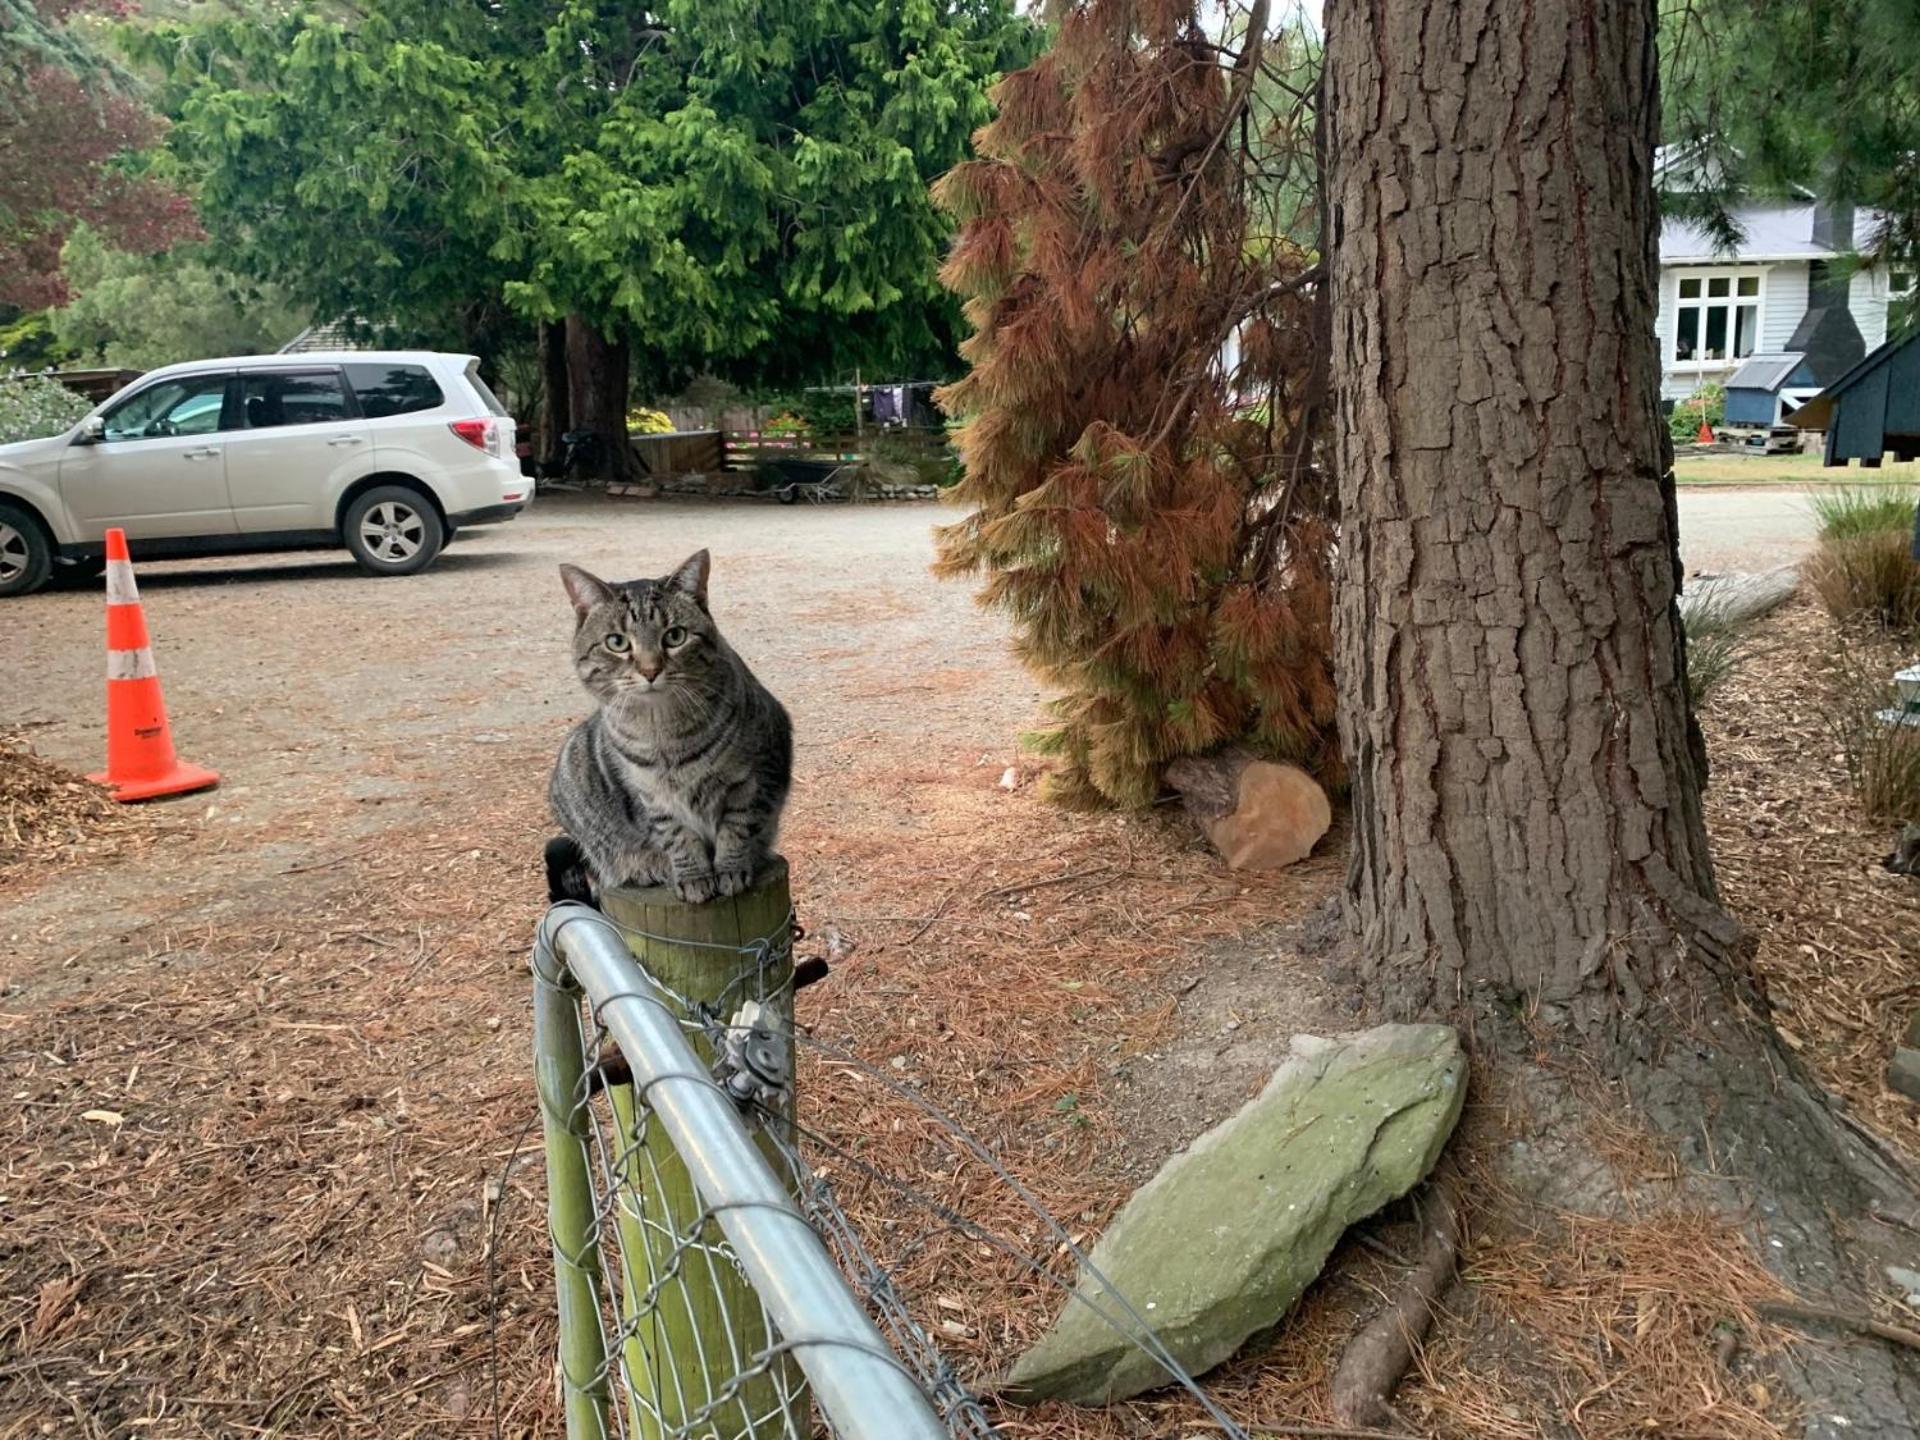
(1697, 596), (1920, 1153)
(0, 730), (146, 879)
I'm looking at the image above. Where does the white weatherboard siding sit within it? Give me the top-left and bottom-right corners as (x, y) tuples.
(1761, 262), (1809, 353)
(1850, 268), (1892, 352)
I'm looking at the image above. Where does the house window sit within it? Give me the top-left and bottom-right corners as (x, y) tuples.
(1891, 270), (1916, 300)
(1673, 270), (1762, 366)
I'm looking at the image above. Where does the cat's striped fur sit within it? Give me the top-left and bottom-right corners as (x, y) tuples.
(549, 550), (792, 904)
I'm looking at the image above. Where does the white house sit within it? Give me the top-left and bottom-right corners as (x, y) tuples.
(1657, 198), (1914, 425)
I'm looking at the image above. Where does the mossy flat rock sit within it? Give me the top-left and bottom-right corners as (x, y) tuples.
(1004, 1023), (1466, 1406)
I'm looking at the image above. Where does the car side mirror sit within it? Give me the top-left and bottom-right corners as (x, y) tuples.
(74, 415), (106, 445)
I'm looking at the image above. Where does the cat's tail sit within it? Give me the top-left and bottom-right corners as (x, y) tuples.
(545, 834), (597, 907)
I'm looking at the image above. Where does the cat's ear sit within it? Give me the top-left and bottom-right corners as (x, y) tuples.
(667, 549), (710, 606)
(559, 564), (615, 621)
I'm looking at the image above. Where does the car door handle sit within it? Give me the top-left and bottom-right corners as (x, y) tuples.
(327, 435), (364, 447)
(182, 447), (221, 460)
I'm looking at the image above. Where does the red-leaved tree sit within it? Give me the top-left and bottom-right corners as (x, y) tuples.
(933, 0), (1336, 808)
(0, 4), (198, 309)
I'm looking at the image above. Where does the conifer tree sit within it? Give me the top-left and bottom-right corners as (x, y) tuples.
(934, 0), (1335, 808)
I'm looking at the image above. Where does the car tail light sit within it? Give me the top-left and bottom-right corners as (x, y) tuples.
(449, 417), (499, 455)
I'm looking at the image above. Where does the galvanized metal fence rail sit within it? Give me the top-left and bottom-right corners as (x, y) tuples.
(532, 897), (986, 1440)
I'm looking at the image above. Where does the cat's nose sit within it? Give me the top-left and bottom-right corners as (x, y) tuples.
(637, 660), (663, 682)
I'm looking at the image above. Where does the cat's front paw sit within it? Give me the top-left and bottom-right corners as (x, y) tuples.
(674, 870), (718, 905)
(715, 865), (755, 898)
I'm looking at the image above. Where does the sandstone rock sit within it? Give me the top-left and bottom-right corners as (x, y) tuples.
(1003, 1023), (1465, 1406)
(1164, 748), (1331, 871)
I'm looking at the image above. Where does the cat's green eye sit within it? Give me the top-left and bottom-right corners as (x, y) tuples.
(604, 633), (631, 653)
(663, 626), (688, 648)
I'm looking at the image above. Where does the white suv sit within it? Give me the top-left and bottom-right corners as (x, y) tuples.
(0, 350), (531, 596)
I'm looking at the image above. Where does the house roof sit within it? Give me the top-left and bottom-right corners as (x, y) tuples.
(1660, 201), (1887, 265)
(1726, 354), (1805, 393)
(279, 316), (384, 353)
(1788, 329), (1920, 430)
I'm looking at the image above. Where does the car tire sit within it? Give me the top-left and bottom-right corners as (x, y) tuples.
(0, 503), (53, 597)
(343, 485), (445, 576)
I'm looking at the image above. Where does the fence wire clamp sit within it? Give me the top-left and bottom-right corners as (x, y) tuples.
(718, 999), (793, 1114)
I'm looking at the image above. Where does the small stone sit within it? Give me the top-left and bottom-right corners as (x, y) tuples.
(1888, 1047), (1920, 1103)
(1886, 1265), (1920, 1309)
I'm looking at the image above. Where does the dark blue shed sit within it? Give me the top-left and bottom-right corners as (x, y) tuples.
(1791, 330), (1920, 466)
(1725, 354), (1817, 427)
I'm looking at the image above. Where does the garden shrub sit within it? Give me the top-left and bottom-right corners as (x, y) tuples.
(0, 375), (92, 445)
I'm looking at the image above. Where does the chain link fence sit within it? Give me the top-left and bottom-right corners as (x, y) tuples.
(532, 898), (993, 1440)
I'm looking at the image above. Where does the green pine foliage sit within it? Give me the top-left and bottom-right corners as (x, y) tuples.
(1662, 0), (1920, 284)
(130, 2), (1035, 384)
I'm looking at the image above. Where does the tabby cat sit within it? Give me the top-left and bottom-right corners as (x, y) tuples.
(549, 550), (792, 904)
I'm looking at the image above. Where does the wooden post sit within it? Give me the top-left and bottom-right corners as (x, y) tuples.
(532, 946), (614, 1440)
(596, 858), (806, 1440)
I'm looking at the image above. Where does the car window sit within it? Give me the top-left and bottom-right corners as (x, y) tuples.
(463, 360), (510, 417)
(239, 371), (351, 429)
(345, 362), (444, 418)
(101, 375), (232, 442)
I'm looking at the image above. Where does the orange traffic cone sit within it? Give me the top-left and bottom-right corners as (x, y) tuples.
(1697, 421), (1715, 444)
(87, 528), (219, 803)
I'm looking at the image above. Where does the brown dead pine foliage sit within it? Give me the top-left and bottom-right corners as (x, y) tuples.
(932, 0), (1339, 809)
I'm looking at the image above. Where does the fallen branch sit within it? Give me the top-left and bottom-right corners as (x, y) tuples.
(978, 863), (1120, 900)
(1329, 1174), (1461, 1430)
(1758, 1301), (1920, 1355)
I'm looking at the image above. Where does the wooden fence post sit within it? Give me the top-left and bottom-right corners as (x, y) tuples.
(532, 943), (614, 1440)
(597, 858), (806, 1440)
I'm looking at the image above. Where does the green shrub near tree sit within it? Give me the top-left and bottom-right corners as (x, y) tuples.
(48, 226), (302, 369)
(0, 375), (93, 445)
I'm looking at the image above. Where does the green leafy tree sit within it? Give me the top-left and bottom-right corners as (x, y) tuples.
(135, 1), (1032, 476)
(48, 225), (305, 368)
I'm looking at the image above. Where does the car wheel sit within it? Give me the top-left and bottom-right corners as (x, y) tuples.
(343, 485), (445, 576)
(0, 504), (53, 597)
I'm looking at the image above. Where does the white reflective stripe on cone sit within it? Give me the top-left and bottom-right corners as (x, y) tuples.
(105, 560), (139, 606)
(107, 648), (158, 681)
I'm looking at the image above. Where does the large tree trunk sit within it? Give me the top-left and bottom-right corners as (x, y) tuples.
(1323, 0), (1739, 1039)
(563, 314), (644, 484)
(1323, 0), (1920, 1429)
(536, 318), (570, 476)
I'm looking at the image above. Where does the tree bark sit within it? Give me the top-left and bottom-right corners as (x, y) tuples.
(1323, 0), (1740, 1039)
(1323, 1), (1920, 1430)
(536, 319), (570, 476)
(563, 314), (643, 484)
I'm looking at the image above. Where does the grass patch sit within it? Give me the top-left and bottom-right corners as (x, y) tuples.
(1672, 453), (1918, 486)
(1826, 645), (1920, 824)
(1681, 582), (1759, 706)
(1808, 485), (1918, 540)
(1803, 486), (1920, 632)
